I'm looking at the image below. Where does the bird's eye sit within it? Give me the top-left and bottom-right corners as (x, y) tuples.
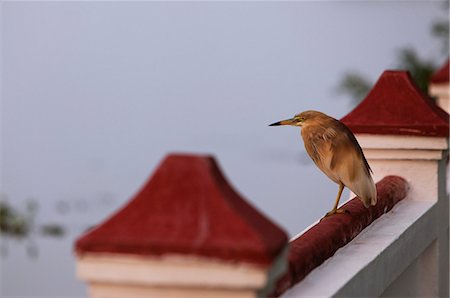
(296, 117), (305, 122)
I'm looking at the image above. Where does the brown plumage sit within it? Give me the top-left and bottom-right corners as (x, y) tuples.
(270, 110), (377, 216)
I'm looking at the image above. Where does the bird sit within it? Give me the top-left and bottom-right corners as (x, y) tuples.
(269, 110), (377, 217)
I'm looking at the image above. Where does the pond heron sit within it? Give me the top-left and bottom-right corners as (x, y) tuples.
(270, 110), (377, 217)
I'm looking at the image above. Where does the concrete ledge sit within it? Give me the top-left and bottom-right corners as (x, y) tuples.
(281, 199), (436, 297)
(273, 176), (409, 296)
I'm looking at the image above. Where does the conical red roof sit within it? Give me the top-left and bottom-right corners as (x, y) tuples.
(75, 154), (288, 265)
(341, 70), (449, 137)
(430, 59), (449, 84)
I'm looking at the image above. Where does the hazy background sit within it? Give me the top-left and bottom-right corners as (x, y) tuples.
(1, 1), (447, 297)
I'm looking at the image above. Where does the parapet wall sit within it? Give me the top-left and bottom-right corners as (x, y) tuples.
(74, 68), (449, 298)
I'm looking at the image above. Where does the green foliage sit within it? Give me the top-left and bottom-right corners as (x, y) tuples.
(0, 200), (65, 238)
(336, 72), (372, 102)
(41, 224), (65, 237)
(337, 4), (448, 104)
(396, 48), (436, 94)
(0, 201), (30, 236)
(432, 1), (449, 54)
(432, 20), (449, 53)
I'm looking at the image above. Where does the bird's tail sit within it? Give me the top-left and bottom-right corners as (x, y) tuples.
(352, 173), (377, 208)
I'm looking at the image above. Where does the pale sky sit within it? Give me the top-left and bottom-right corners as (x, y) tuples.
(2, 2), (449, 296)
(2, 1), (447, 237)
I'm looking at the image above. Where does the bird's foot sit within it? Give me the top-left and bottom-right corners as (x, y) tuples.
(324, 208), (349, 218)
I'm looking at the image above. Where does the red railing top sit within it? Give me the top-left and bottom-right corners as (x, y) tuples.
(75, 154), (288, 266)
(273, 175), (409, 296)
(341, 70), (449, 137)
(430, 58), (449, 84)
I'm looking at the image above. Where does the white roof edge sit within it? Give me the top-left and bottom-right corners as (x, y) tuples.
(355, 134), (448, 150)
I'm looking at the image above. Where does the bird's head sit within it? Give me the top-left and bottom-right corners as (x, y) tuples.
(269, 110), (326, 128)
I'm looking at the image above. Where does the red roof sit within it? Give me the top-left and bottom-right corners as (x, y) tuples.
(273, 175), (409, 296)
(341, 71), (449, 137)
(75, 154), (288, 265)
(430, 59), (449, 84)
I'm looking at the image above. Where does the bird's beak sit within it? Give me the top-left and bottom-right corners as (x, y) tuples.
(269, 118), (297, 126)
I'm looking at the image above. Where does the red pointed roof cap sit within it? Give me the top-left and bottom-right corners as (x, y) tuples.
(430, 58), (449, 84)
(75, 154), (288, 265)
(341, 70), (449, 137)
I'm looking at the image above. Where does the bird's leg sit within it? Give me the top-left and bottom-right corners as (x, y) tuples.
(325, 183), (346, 217)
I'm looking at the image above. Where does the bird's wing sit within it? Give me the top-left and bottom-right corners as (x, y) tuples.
(302, 126), (341, 183)
(330, 120), (377, 206)
(334, 121), (373, 175)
